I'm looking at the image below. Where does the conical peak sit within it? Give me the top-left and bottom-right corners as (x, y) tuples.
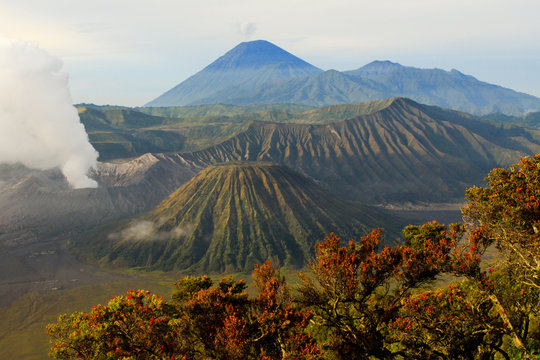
(236, 40), (280, 49)
(205, 40), (320, 71)
(195, 162), (302, 185)
(207, 161), (282, 170)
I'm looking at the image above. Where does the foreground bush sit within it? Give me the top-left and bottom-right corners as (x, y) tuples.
(47, 290), (181, 359)
(47, 262), (320, 360)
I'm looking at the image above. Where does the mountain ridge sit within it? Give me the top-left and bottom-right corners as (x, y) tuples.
(4, 97), (540, 250)
(146, 40), (540, 115)
(179, 97), (540, 202)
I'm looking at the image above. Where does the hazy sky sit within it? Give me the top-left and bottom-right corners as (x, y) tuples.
(1, 0), (539, 106)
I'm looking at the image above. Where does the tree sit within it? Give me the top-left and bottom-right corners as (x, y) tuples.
(48, 265), (319, 360)
(251, 261), (320, 359)
(172, 276), (251, 360)
(463, 154), (540, 292)
(462, 154), (540, 357)
(297, 225), (467, 359)
(394, 282), (508, 360)
(46, 289), (184, 359)
(170, 265), (319, 360)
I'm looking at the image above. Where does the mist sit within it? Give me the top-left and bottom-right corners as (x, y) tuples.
(108, 218), (194, 242)
(0, 35), (99, 188)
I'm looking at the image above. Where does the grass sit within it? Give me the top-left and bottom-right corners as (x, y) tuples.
(4, 258), (520, 359)
(0, 279), (174, 360)
(0, 265), (303, 359)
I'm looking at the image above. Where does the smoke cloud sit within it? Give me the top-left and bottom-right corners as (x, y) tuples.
(236, 22), (257, 40)
(0, 35), (99, 188)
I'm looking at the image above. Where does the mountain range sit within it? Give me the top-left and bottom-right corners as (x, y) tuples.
(68, 98), (540, 271)
(4, 97), (539, 252)
(146, 40), (540, 116)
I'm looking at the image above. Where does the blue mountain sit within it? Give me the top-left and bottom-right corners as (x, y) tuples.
(146, 42), (540, 116)
(343, 61), (540, 115)
(146, 40), (322, 107)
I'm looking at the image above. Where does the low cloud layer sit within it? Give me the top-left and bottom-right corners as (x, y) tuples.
(108, 218), (193, 242)
(0, 35), (98, 188)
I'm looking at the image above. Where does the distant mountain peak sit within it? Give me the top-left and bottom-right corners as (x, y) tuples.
(205, 39), (320, 71)
(449, 68), (476, 80)
(359, 60), (404, 72)
(367, 60), (402, 66)
(388, 96), (419, 106)
(145, 40), (321, 107)
(357, 61), (471, 79)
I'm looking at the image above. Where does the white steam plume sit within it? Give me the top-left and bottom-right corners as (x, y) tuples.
(0, 35), (99, 188)
(236, 22), (257, 40)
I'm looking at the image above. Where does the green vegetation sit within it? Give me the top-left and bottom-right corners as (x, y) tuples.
(77, 106), (252, 161)
(78, 103), (328, 161)
(78, 101), (391, 161)
(482, 111), (540, 129)
(136, 103), (314, 118)
(45, 155), (540, 359)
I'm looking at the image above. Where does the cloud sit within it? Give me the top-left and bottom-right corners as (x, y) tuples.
(108, 218), (193, 242)
(236, 22), (257, 40)
(2, 0), (540, 103)
(0, 35), (99, 188)
(70, 22), (116, 34)
(108, 220), (156, 241)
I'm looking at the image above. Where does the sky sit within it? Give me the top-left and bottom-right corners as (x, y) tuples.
(1, 0), (539, 106)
